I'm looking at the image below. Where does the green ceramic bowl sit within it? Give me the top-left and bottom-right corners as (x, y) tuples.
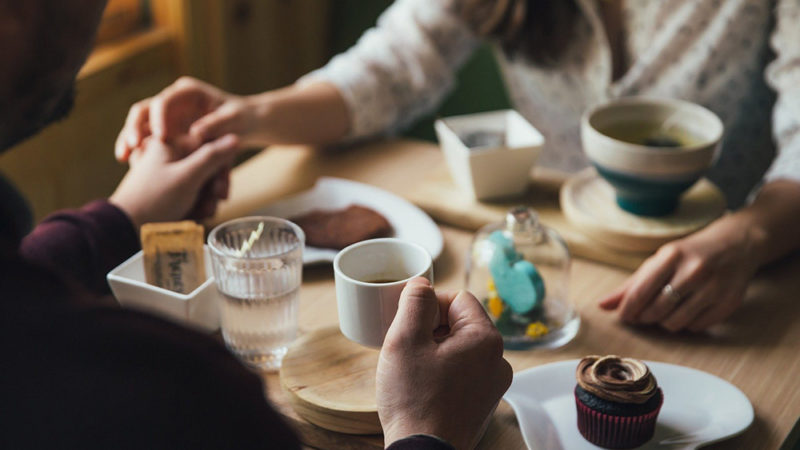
(581, 97), (723, 216)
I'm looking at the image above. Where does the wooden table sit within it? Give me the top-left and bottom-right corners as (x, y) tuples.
(213, 139), (800, 450)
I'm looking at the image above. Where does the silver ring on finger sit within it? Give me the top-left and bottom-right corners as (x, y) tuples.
(662, 283), (684, 307)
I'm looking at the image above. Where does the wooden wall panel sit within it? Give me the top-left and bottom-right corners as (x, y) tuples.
(210, 0), (332, 94)
(152, 0), (332, 93)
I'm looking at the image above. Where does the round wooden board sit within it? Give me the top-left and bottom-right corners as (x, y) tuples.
(560, 168), (726, 253)
(279, 327), (382, 435)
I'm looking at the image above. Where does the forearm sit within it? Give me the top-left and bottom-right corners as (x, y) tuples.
(293, 0), (478, 140)
(245, 82), (350, 147)
(19, 200), (140, 296)
(731, 179), (800, 268)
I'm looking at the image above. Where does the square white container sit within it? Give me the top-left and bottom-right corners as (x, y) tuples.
(435, 110), (544, 200)
(107, 246), (220, 332)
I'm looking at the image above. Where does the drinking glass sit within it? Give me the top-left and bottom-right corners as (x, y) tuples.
(208, 216), (304, 371)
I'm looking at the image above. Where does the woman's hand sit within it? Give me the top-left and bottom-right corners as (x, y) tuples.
(377, 278), (513, 449)
(598, 214), (767, 332)
(115, 77), (351, 165)
(110, 134), (239, 229)
(115, 77), (258, 162)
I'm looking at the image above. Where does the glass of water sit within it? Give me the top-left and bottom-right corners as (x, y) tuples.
(208, 216), (304, 371)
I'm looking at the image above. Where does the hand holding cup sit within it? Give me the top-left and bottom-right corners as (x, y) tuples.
(377, 278), (513, 449)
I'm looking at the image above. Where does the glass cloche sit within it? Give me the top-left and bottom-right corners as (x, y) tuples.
(466, 206), (579, 349)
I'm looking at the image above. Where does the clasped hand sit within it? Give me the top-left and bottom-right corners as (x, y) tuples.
(111, 77), (255, 227)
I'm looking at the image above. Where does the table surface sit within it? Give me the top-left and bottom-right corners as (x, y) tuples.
(213, 139), (800, 450)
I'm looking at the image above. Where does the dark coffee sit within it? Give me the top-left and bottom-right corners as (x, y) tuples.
(363, 277), (403, 284)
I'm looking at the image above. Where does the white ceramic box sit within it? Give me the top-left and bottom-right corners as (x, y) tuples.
(435, 110), (544, 200)
(107, 246), (220, 332)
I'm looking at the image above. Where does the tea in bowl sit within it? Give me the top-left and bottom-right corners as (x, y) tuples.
(581, 97), (723, 216)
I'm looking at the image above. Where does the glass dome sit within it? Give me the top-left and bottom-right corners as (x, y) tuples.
(466, 206), (579, 349)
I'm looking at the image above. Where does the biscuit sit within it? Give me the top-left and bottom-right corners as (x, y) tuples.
(290, 205), (392, 250)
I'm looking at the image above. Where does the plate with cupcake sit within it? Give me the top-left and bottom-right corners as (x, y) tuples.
(503, 356), (753, 449)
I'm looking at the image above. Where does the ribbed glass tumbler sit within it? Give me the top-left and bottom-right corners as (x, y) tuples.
(208, 217), (304, 371)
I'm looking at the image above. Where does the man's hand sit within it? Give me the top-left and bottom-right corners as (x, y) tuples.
(109, 134), (239, 229)
(377, 278), (513, 449)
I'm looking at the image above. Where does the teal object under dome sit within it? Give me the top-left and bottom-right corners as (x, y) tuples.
(512, 260), (546, 305)
(466, 207), (578, 350)
(487, 232), (545, 315)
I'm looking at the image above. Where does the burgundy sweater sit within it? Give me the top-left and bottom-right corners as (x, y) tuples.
(1, 198), (451, 450)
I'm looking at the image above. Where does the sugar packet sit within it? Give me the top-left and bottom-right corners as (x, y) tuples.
(140, 221), (205, 294)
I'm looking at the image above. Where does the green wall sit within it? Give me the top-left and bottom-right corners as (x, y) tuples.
(329, 1), (511, 141)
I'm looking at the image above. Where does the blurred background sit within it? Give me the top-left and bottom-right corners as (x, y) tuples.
(0, 0), (510, 222)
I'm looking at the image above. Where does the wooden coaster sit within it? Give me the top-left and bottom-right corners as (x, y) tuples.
(279, 327), (381, 435)
(560, 168), (727, 253)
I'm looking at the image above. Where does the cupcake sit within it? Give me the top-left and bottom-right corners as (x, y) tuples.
(574, 355), (663, 449)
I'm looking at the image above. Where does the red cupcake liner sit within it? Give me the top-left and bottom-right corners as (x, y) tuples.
(574, 388), (663, 449)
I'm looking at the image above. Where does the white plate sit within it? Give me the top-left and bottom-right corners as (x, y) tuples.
(503, 359), (753, 450)
(254, 177), (443, 265)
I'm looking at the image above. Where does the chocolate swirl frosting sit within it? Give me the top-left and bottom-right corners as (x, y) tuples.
(576, 355), (658, 404)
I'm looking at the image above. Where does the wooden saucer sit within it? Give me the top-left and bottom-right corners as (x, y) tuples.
(279, 327), (381, 435)
(560, 168), (726, 253)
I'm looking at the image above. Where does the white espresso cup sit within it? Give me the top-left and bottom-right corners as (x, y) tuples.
(333, 238), (434, 347)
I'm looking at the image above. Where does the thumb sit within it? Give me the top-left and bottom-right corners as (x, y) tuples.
(445, 289), (493, 332)
(386, 277), (440, 345)
(177, 134), (240, 183)
(598, 283), (628, 310)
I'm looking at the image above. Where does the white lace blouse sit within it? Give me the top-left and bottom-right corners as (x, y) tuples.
(302, 0), (800, 208)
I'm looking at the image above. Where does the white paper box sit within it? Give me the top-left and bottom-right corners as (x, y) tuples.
(435, 110), (544, 200)
(107, 246), (220, 332)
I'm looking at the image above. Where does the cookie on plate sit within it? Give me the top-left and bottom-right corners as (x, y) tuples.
(290, 205), (392, 250)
